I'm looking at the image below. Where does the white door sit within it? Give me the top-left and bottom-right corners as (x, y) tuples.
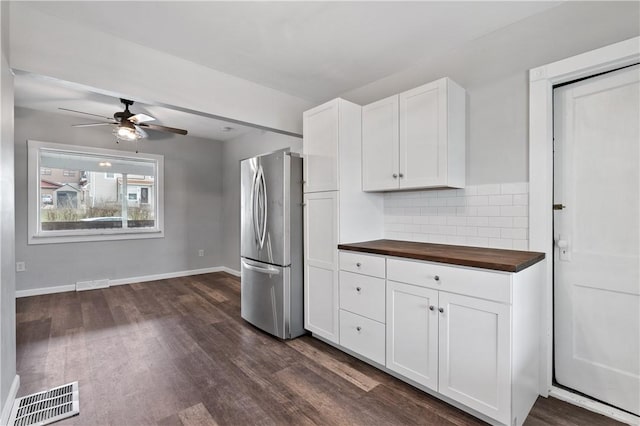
(399, 79), (447, 189)
(362, 95), (400, 191)
(438, 292), (511, 425)
(303, 191), (339, 343)
(386, 281), (439, 391)
(554, 65), (640, 416)
(303, 100), (339, 193)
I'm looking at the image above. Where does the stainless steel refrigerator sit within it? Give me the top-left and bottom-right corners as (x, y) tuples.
(240, 148), (304, 339)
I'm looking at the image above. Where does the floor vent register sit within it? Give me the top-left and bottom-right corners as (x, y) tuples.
(8, 382), (79, 426)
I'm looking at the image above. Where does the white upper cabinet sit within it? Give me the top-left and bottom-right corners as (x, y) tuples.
(362, 95), (400, 191)
(303, 99), (340, 193)
(362, 77), (466, 191)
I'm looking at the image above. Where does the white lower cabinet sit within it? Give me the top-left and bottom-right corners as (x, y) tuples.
(386, 281), (439, 390)
(437, 292), (511, 424)
(328, 251), (543, 426)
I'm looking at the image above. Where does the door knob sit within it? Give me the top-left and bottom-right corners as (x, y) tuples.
(557, 240), (568, 249)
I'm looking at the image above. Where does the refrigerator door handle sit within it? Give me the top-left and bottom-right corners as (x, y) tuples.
(258, 166), (268, 248)
(250, 169), (260, 246)
(242, 259), (280, 275)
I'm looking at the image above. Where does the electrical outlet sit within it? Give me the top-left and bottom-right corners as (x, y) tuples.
(16, 262), (26, 272)
(198, 249), (204, 257)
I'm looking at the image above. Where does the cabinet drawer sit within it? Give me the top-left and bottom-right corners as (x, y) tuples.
(339, 310), (385, 365)
(339, 251), (385, 278)
(339, 271), (385, 323)
(387, 258), (511, 304)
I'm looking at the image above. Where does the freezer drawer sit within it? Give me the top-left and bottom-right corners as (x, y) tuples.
(241, 258), (304, 339)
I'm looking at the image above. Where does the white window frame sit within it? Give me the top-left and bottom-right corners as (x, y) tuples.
(28, 140), (165, 244)
(529, 36), (638, 424)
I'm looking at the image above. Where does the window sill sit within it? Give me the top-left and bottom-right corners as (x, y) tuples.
(28, 230), (164, 245)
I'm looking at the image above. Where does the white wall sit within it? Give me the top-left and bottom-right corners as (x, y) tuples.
(9, 3), (312, 136)
(14, 107), (226, 293)
(221, 131), (302, 271)
(0, 0), (17, 420)
(341, 1), (640, 185)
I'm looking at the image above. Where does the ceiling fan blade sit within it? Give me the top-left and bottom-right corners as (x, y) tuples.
(129, 113), (155, 124)
(134, 124), (148, 139)
(72, 122), (116, 128)
(138, 123), (188, 135)
(59, 108), (113, 120)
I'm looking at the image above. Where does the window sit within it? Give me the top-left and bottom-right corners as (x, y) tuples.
(28, 140), (164, 244)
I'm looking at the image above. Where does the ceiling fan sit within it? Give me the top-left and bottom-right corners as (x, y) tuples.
(61, 98), (188, 142)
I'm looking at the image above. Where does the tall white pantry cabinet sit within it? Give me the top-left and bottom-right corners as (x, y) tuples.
(302, 98), (383, 343)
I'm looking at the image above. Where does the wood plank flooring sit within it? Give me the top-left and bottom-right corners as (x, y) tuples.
(16, 272), (622, 426)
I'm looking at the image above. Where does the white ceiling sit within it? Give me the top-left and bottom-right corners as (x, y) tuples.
(14, 73), (256, 142)
(23, 1), (562, 102)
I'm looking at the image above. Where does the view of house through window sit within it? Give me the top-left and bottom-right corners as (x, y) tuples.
(29, 141), (164, 243)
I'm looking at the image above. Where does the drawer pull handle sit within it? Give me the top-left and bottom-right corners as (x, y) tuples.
(429, 305), (435, 311)
(356, 326), (362, 332)
(356, 287), (362, 293)
(434, 275), (440, 282)
(356, 262), (362, 267)
(438, 307), (444, 313)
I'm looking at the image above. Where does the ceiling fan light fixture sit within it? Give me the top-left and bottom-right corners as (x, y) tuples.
(114, 120), (143, 141)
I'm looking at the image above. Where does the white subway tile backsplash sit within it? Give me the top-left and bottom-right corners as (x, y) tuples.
(513, 217), (529, 228)
(488, 194), (513, 206)
(447, 216), (467, 226)
(513, 194), (529, 206)
(477, 184), (502, 195)
(512, 240), (529, 250)
(384, 182), (529, 250)
(501, 182), (529, 194)
(489, 216), (513, 228)
(476, 206), (501, 217)
(478, 227), (501, 238)
(428, 216), (447, 225)
(500, 227), (527, 239)
(466, 195), (489, 206)
(457, 226), (478, 236)
(500, 205), (527, 217)
(467, 216), (489, 227)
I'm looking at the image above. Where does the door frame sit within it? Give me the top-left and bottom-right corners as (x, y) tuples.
(529, 36), (640, 423)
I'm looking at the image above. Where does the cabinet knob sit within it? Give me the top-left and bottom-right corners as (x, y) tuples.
(399, 173), (404, 178)
(392, 173), (398, 179)
(356, 326), (362, 332)
(438, 307), (444, 313)
(434, 275), (440, 282)
(429, 305), (435, 311)
(356, 286), (362, 293)
(356, 262), (361, 268)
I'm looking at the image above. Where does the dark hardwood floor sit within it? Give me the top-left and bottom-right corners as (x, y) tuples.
(16, 272), (622, 426)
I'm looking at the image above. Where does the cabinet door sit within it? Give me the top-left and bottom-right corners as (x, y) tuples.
(303, 100), (339, 193)
(362, 95), (400, 191)
(304, 191), (339, 342)
(438, 292), (511, 424)
(386, 281), (439, 391)
(399, 79), (448, 189)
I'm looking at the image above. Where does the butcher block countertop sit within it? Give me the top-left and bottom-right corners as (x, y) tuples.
(338, 239), (545, 273)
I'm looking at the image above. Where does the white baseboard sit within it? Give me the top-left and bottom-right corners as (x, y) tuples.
(15, 284), (76, 298)
(1, 375), (19, 426)
(16, 266), (241, 298)
(221, 267), (241, 277)
(549, 386), (639, 425)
